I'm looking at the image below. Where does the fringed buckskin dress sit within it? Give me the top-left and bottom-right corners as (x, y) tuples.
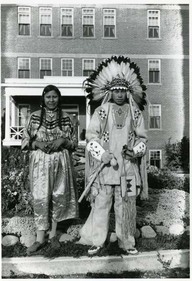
(21, 109), (79, 231)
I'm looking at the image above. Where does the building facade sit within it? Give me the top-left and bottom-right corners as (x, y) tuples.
(1, 3), (189, 168)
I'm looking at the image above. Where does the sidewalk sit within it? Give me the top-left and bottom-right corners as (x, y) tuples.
(2, 249), (189, 278)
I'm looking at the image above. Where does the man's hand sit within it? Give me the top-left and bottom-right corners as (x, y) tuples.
(122, 145), (135, 160)
(101, 151), (113, 164)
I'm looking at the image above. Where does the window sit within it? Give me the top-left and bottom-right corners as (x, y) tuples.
(61, 8), (73, 37)
(18, 58), (30, 78)
(18, 7), (31, 35)
(82, 8), (95, 37)
(147, 10), (160, 38)
(103, 9), (116, 38)
(61, 58), (73, 76)
(18, 105), (30, 126)
(149, 150), (162, 169)
(39, 7), (52, 36)
(149, 105), (161, 129)
(40, 58), (52, 78)
(148, 59), (161, 83)
(82, 59), (95, 76)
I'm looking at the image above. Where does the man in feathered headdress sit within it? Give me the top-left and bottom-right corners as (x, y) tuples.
(79, 56), (148, 255)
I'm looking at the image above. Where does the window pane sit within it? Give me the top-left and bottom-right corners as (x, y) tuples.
(61, 8), (73, 24)
(148, 11), (160, 39)
(104, 15), (114, 25)
(83, 15), (93, 25)
(40, 14), (51, 24)
(18, 70), (30, 78)
(154, 28), (159, 38)
(19, 24), (30, 35)
(83, 25), (94, 37)
(62, 70), (72, 76)
(84, 60), (93, 69)
(40, 24), (51, 36)
(61, 25), (72, 36)
(40, 70), (51, 78)
(41, 59), (51, 69)
(104, 25), (115, 37)
(154, 71), (160, 83)
(150, 150), (161, 168)
(150, 116), (160, 128)
(62, 59), (73, 76)
(149, 71), (160, 83)
(83, 70), (93, 76)
(150, 159), (160, 169)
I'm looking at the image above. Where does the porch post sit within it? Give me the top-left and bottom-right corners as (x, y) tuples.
(86, 98), (91, 129)
(5, 93), (11, 141)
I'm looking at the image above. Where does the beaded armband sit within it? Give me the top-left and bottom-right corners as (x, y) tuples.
(87, 140), (105, 161)
(133, 142), (146, 157)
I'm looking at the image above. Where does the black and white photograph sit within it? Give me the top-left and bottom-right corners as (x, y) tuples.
(1, 0), (190, 278)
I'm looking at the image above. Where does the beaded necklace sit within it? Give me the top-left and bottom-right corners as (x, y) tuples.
(45, 107), (58, 120)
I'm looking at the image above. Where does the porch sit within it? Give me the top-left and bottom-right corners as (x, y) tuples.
(2, 76), (90, 146)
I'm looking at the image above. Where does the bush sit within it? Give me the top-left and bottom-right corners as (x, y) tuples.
(147, 166), (189, 192)
(2, 146), (87, 217)
(164, 138), (181, 171)
(180, 136), (189, 172)
(2, 147), (33, 216)
(164, 137), (189, 172)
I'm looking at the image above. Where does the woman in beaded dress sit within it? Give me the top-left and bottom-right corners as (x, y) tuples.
(21, 84), (78, 254)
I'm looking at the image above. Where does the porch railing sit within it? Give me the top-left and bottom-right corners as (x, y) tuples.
(10, 126), (24, 140)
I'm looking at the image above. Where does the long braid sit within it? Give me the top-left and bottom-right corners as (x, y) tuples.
(37, 84), (62, 131)
(58, 106), (62, 130)
(37, 106), (45, 131)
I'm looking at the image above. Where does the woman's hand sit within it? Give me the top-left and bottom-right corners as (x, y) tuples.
(48, 138), (66, 152)
(34, 141), (52, 153)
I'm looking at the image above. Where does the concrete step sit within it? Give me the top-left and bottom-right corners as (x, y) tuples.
(2, 249), (189, 277)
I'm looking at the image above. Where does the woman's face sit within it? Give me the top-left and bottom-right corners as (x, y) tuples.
(111, 89), (127, 105)
(44, 90), (59, 110)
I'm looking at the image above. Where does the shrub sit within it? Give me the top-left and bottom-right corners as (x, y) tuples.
(2, 146), (87, 217)
(2, 147), (33, 216)
(147, 166), (189, 192)
(180, 136), (189, 172)
(164, 138), (181, 171)
(164, 137), (189, 172)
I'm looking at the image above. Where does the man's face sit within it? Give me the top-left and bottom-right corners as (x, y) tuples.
(111, 89), (127, 105)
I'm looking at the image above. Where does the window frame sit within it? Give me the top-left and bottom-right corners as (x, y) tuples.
(82, 8), (95, 38)
(39, 7), (52, 37)
(18, 7), (31, 36)
(39, 58), (52, 78)
(18, 57), (31, 78)
(103, 8), (116, 38)
(149, 104), (161, 130)
(60, 8), (74, 37)
(149, 149), (162, 169)
(147, 10), (160, 39)
(148, 59), (161, 84)
(61, 58), (74, 76)
(82, 59), (95, 76)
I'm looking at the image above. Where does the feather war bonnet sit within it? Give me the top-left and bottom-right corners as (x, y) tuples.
(83, 56), (147, 111)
